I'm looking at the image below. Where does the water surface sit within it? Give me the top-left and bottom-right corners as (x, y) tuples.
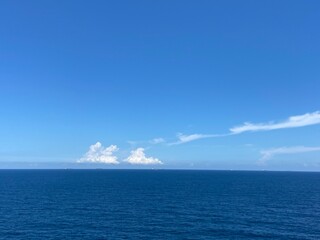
(0, 170), (319, 239)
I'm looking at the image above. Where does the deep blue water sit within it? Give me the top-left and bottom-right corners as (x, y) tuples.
(0, 170), (319, 239)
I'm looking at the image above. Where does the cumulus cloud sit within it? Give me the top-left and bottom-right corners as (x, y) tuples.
(125, 148), (163, 165)
(259, 146), (320, 164)
(230, 111), (320, 134)
(150, 138), (166, 144)
(77, 142), (119, 164)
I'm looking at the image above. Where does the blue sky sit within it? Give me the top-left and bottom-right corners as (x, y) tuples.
(0, 0), (320, 170)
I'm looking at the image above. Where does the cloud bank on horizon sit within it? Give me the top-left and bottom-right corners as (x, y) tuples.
(78, 142), (162, 165)
(125, 148), (163, 165)
(77, 142), (119, 164)
(172, 111), (320, 144)
(77, 111), (320, 166)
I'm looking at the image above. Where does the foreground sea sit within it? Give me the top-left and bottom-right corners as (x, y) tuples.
(0, 170), (319, 239)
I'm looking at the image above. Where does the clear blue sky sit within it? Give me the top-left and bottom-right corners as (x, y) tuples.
(1, 0), (319, 170)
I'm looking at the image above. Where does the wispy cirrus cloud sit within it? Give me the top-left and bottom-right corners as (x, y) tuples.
(125, 148), (163, 165)
(259, 146), (320, 164)
(77, 142), (119, 164)
(150, 138), (166, 144)
(169, 133), (228, 145)
(170, 111), (320, 145)
(230, 111), (320, 134)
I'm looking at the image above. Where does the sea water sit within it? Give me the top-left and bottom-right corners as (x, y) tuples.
(0, 170), (319, 239)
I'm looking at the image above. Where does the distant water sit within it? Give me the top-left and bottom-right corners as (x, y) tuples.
(0, 170), (319, 239)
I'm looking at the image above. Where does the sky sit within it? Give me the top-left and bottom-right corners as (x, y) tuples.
(0, 0), (319, 170)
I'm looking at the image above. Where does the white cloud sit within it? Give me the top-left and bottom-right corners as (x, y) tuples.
(77, 142), (119, 164)
(230, 111), (320, 134)
(259, 146), (320, 164)
(244, 143), (254, 147)
(168, 111), (320, 145)
(169, 133), (228, 145)
(125, 148), (163, 165)
(177, 133), (209, 143)
(127, 140), (138, 146)
(150, 138), (165, 144)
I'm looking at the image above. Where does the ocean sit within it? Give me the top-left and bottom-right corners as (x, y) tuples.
(0, 170), (319, 239)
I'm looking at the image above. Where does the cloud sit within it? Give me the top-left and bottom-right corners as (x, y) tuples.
(125, 148), (163, 165)
(150, 138), (166, 144)
(230, 111), (320, 134)
(259, 146), (320, 164)
(169, 133), (228, 145)
(77, 142), (119, 164)
(127, 140), (138, 146)
(167, 111), (320, 145)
